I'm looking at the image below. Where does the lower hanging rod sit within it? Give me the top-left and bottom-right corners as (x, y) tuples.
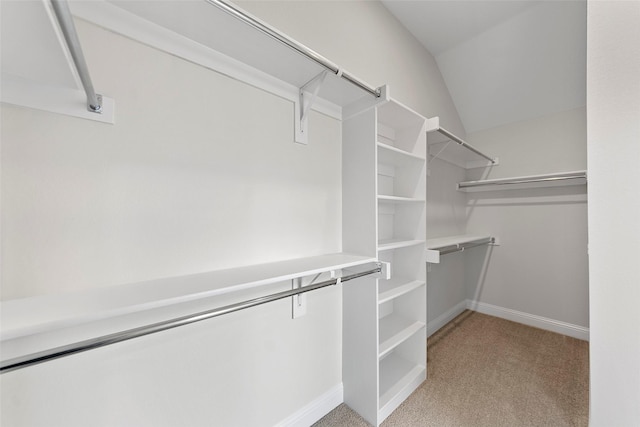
(458, 172), (587, 190)
(1, 264), (381, 374)
(438, 237), (495, 256)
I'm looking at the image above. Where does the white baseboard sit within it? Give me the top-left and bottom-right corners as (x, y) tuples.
(467, 300), (590, 341)
(275, 383), (343, 427)
(427, 300), (468, 337)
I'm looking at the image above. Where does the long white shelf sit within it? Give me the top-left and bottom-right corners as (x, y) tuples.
(1, 253), (376, 342)
(426, 235), (495, 263)
(73, 0), (376, 111)
(458, 170), (587, 192)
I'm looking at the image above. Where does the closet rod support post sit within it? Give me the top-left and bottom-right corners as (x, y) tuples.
(50, 0), (103, 114)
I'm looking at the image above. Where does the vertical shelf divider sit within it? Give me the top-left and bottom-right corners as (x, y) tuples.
(343, 96), (428, 426)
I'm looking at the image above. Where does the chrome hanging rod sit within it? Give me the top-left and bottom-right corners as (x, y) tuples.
(437, 237), (495, 256)
(0, 264), (381, 374)
(205, 0), (381, 99)
(50, 0), (102, 113)
(436, 127), (497, 164)
(458, 171), (587, 190)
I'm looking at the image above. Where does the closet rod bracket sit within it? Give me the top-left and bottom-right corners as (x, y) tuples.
(294, 70), (328, 144)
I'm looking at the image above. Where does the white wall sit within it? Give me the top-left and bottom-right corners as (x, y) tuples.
(587, 1), (640, 425)
(425, 156), (468, 327)
(463, 108), (589, 335)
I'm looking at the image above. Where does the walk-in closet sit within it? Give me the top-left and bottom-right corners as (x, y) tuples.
(1, 1), (639, 426)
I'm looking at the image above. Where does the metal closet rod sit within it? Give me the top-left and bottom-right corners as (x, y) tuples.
(437, 237), (495, 256)
(50, 0), (102, 113)
(436, 127), (497, 164)
(206, 0), (381, 98)
(458, 171), (588, 189)
(0, 264), (381, 374)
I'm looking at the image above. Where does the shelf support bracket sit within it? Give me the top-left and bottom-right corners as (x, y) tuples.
(294, 70), (328, 144)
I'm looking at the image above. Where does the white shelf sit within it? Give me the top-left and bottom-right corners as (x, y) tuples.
(379, 314), (425, 358)
(458, 170), (587, 192)
(1, 252), (375, 342)
(426, 235), (494, 263)
(378, 279), (425, 304)
(379, 353), (426, 413)
(80, 0), (374, 111)
(378, 195), (425, 203)
(377, 142), (426, 165)
(378, 239), (425, 252)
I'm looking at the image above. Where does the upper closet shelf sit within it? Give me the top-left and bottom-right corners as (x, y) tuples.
(458, 170), (587, 192)
(69, 0), (382, 138)
(426, 235), (495, 263)
(425, 117), (498, 169)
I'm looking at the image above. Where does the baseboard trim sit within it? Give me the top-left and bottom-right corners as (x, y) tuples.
(275, 383), (343, 427)
(466, 300), (590, 341)
(427, 300), (468, 337)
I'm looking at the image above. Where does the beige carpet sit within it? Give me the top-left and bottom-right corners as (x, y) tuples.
(314, 311), (589, 427)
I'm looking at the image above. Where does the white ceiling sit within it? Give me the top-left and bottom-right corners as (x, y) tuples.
(381, 0), (587, 133)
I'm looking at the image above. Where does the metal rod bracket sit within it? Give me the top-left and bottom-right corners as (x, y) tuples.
(295, 71), (328, 144)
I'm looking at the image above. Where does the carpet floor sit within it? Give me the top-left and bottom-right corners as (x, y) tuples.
(314, 310), (589, 427)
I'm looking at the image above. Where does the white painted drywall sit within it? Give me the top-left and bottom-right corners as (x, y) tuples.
(425, 155), (469, 327)
(433, 1), (587, 133)
(587, 1), (640, 424)
(464, 108), (589, 331)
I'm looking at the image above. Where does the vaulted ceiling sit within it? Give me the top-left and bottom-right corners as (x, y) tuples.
(381, 0), (587, 133)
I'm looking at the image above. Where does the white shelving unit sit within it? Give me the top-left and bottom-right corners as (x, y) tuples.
(343, 99), (427, 426)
